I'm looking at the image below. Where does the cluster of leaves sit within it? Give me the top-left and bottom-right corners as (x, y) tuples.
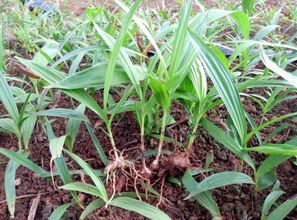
(0, 0), (296, 219)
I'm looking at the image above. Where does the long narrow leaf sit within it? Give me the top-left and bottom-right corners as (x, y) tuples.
(103, 0), (141, 108)
(110, 197), (171, 220)
(262, 190), (284, 218)
(85, 123), (108, 166)
(60, 182), (104, 198)
(49, 203), (72, 220)
(267, 196), (297, 220)
(182, 170), (221, 218)
(36, 108), (88, 121)
(245, 144), (297, 155)
(169, 0), (192, 75)
(80, 199), (105, 220)
(5, 159), (20, 218)
(66, 104), (85, 151)
(190, 34), (247, 143)
(260, 48), (297, 88)
(185, 171), (254, 199)
(64, 150), (108, 202)
(201, 119), (255, 170)
(0, 148), (49, 177)
(0, 73), (19, 122)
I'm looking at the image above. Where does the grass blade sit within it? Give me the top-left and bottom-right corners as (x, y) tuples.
(262, 190), (284, 218)
(256, 137), (297, 178)
(51, 63), (134, 89)
(242, 0), (255, 14)
(190, 33), (247, 144)
(260, 48), (297, 88)
(36, 108), (88, 121)
(267, 197), (297, 220)
(244, 112), (297, 145)
(149, 76), (171, 112)
(21, 115), (37, 149)
(185, 171), (254, 199)
(5, 159), (22, 218)
(0, 118), (18, 135)
(60, 182), (104, 198)
(103, 0), (141, 109)
(169, 0), (192, 75)
(0, 73), (19, 122)
(110, 197), (171, 220)
(49, 202), (72, 220)
(66, 104), (85, 151)
(182, 170), (221, 218)
(0, 148), (49, 177)
(201, 119), (255, 170)
(85, 123), (108, 166)
(245, 144), (297, 155)
(21, 61), (108, 122)
(64, 150), (108, 202)
(80, 199), (105, 220)
(114, 0), (167, 75)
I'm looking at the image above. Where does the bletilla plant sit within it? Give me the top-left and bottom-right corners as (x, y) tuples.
(0, 0), (296, 219)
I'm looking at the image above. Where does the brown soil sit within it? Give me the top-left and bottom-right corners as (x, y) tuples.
(0, 88), (296, 220)
(1, 1), (297, 220)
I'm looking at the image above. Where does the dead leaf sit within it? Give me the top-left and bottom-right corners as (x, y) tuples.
(27, 193), (41, 220)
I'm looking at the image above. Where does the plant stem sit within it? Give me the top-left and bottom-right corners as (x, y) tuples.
(140, 117), (146, 168)
(107, 126), (119, 159)
(187, 115), (202, 153)
(17, 135), (23, 151)
(152, 111), (167, 169)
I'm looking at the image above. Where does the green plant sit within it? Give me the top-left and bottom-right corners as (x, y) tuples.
(261, 181), (297, 220)
(1, 0), (297, 219)
(0, 72), (36, 150)
(46, 121), (170, 219)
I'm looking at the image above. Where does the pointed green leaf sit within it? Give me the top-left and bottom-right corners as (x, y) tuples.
(185, 171), (254, 199)
(201, 119), (255, 170)
(36, 109), (88, 122)
(0, 118), (18, 135)
(60, 182), (104, 198)
(169, 0), (192, 75)
(49, 203), (72, 220)
(103, 0), (141, 108)
(80, 199), (105, 220)
(85, 123), (108, 166)
(267, 196), (297, 220)
(0, 73), (19, 122)
(66, 104), (85, 151)
(110, 197), (171, 220)
(245, 144), (297, 155)
(182, 170), (221, 218)
(190, 34), (247, 143)
(149, 77), (171, 112)
(64, 150), (108, 202)
(262, 190), (284, 218)
(0, 148), (49, 177)
(260, 49), (297, 88)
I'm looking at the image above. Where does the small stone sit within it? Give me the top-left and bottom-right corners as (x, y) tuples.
(10, 146), (17, 151)
(226, 194), (234, 202)
(15, 178), (22, 186)
(222, 203), (234, 212)
(188, 197), (196, 203)
(217, 150), (227, 160)
(282, 161), (292, 173)
(240, 192), (246, 199)
(229, 185), (240, 195)
(177, 200), (185, 208)
(78, 193), (86, 203)
(234, 201), (245, 218)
